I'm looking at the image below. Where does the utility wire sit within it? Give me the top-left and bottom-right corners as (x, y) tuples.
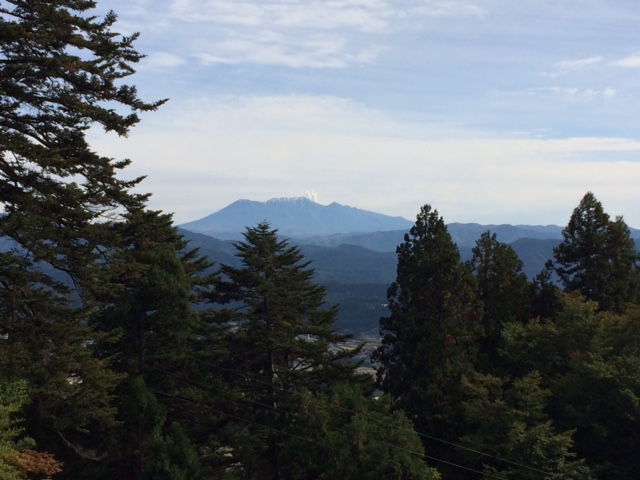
(136, 360), (510, 480)
(183, 352), (553, 477)
(115, 327), (551, 478)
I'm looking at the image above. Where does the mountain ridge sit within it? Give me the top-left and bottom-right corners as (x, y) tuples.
(179, 196), (640, 253)
(179, 197), (415, 239)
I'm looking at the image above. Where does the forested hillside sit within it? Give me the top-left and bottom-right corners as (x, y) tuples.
(3, 2), (640, 480)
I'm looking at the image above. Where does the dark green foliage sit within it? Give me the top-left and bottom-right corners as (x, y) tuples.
(549, 192), (640, 313)
(460, 371), (593, 479)
(0, 0), (164, 469)
(467, 231), (531, 370)
(0, 252), (120, 468)
(529, 268), (561, 320)
(503, 293), (640, 478)
(0, 379), (28, 480)
(112, 377), (201, 480)
(151, 422), (202, 480)
(0, 0), (164, 281)
(89, 208), (216, 478)
(212, 222), (365, 478)
(278, 386), (441, 480)
(94, 209), (209, 377)
(373, 205), (481, 471)
(216, 222), (361, 395)
(0, 379), (63, 479)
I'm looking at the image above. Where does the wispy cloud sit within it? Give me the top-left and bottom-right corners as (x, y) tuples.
(495, 86), (616, 99)
(542, 56), (602, 77)
(90, 95), (640, 226)
(140, 52), (187, 70)
(170, 0), (483, 31)
(612, 53), (640, 68)
(166, 0), (483, 68)
(196, 31), (383, 68)
(556, 56), (602, 71)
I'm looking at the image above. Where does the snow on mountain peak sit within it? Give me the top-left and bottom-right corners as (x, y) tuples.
(266, 197), (314, 205)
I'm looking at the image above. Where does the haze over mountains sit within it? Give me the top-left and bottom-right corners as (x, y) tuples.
(3, 196), (635, 334)
(179, 197), (578, 248)
(177, 197), (583, 281)
(179, 197), (414, 240)
(180, 197), (631, 333)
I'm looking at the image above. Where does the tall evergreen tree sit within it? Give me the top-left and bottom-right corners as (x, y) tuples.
(0, 0), (163, 276)
(213, 222), (363, 479)
(373, 204), (481, 474)
(89, 208), (216, 479)
(529, 268), (561, 320)
(467, 231), (531, 371)
(0, 252), (120, 470)
(0, 0), (165, 473)
(549, 192), (640, 313)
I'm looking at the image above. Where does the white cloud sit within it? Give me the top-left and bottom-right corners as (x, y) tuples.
(88, 95), (640, 227)
(556, 56), (602, 71)
(544, 55), (602, 77)
(196, 31), (382, 68)
(612, 53), (640, 68)
(170, 0), (390, 31)
(163, 0), (483, 68)
(495, 86), (616, 100)
(140, 52), (187, 70)
(169, 0), (482, 30)
(407, 0), (484, 18)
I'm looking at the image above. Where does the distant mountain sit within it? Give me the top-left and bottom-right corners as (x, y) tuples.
(178, 228), (398, 333)
(297, 225), (566, 253)
(447, 223), (564, 247)
(177, 199), (640, 334)
(177, 229), (562, 333)
(178, 228), (398, 285)
(298, 230), (408, 252)
(510, 238), (562, 278)
(179, 197), (414, 239)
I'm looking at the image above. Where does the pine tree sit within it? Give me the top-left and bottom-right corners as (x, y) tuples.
(550, 192), (640, 313)
(373, 204), (481, 474)
(0, 0), (163, 277)
(467, 231), (531, 371)
(529, 268), (561, 320)
(213, 222), (363, 478)
(0, 252), (120, 470)
(89, 208), (217, 478)
(0, 0), (165, 473)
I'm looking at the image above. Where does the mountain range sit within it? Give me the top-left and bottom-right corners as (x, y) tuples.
(3, 198), (632, 335)
(179, 197), (414, 240)
(179, 197), (640, 334)
(178, 197), (591, 248)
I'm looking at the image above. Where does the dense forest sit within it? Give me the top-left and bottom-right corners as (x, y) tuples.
(2, 2), (640, 479)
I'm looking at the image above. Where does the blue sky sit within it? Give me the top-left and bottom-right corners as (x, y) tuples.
(89, 0), (640, 227)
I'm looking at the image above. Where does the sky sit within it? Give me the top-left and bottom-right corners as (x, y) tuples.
(88, 0), (640, 227)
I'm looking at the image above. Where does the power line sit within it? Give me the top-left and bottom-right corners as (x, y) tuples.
(113, 326), (553, 478)
(182, 352), (553, 477)
(136, 360), (510, 480)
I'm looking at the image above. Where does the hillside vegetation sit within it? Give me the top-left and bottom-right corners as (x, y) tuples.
(3, 2), (640, 479)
